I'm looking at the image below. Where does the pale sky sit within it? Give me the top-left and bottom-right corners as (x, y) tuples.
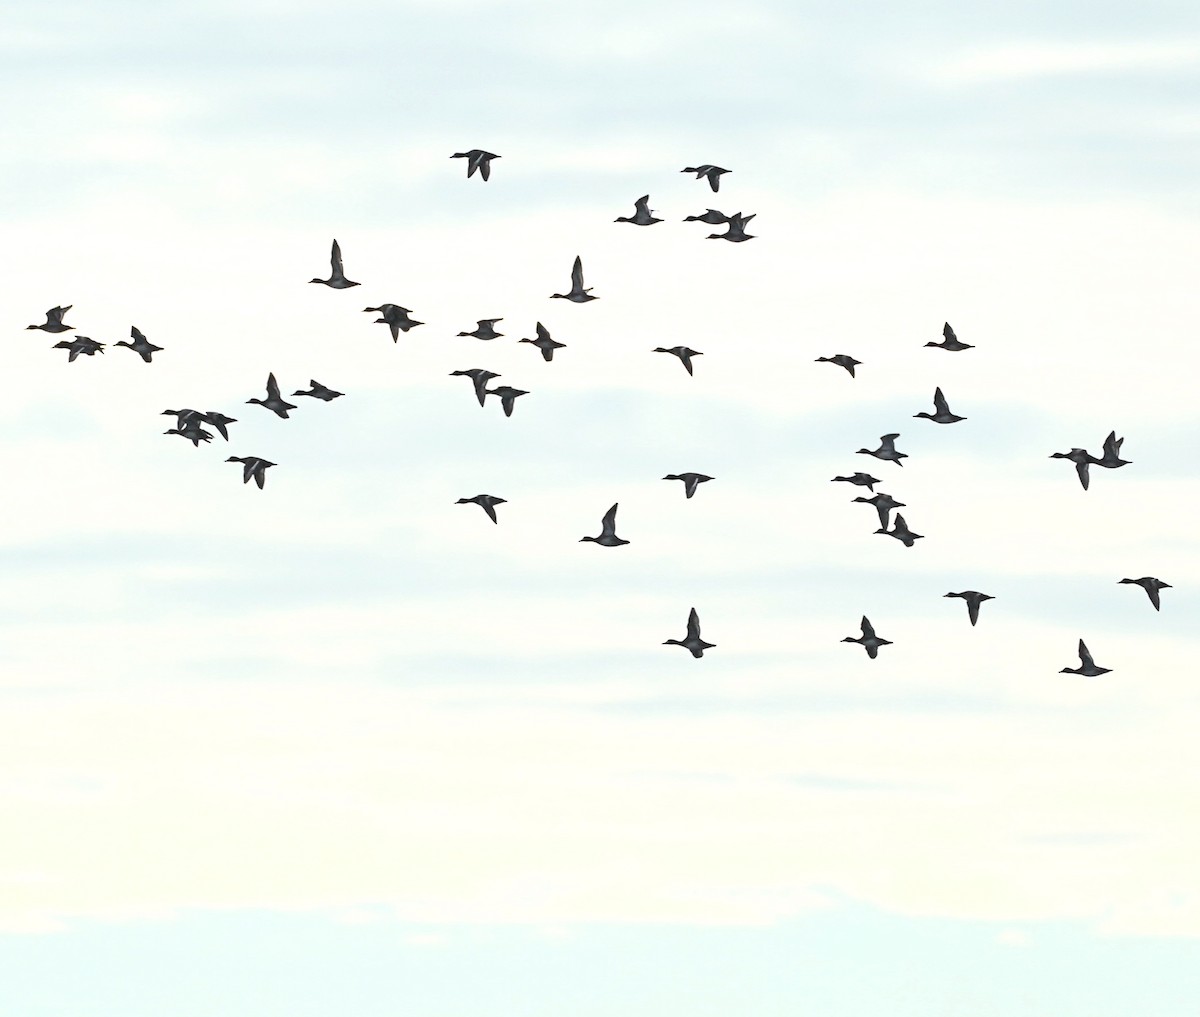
(4, 1), (1200, 1014)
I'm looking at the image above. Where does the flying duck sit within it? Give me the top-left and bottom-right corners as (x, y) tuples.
(1060, 639), (1111, 676)
(858, 433), (908, 466)
(364, 304), (423, 341)
(663, 473), (714, 499)
(164, 422), (213, 446)
(853, 492), (906, 528)
(914, 386), (966, 424)
(247, 373), (297, 418)
(53, 336), (104, 361)
(27, 305), (74, 333)
(875, 513), (923, 547)
(664, 607), (715, 658)
(114, 326), (163, 362)
(682, 165), (730, 191)
(450, 369), (500, 407)
(309, 239), (359, 289)
(457, 318), (504, 341)
(200, 411), (236, 440)
(1091, 431), (1131, 469)
(708, 212), (755, 242)
(654, 346), (702, 375)
(842, 616), (891, 658)
(162, 408), (204, 429)
(944, 590), (994, 626)
(580, 503), (629, 546)
(292, 380), (343, 401)
(831, 473), (881, 492)
(616, 195), (662, 225)
(683, 209), (730, 224)
(816, 354), (861, 377)
(456, 494), (506, 523)
(227, 456), (275, 489)
(925, 322), (973, 351)
(451, 149), (499, 180)
(1118, 576), (1171, 611)
(1050, 447), (1094, 490)
(550, 255), (597, 302)
(485, 385), (528, 417)
(519, 322), (565, 361)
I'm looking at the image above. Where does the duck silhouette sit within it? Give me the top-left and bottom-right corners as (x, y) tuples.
(309, 239), (359, 289)
(114, 326), (163, 362)
(875, 512), (923, 547)
(164, 423), (213, 446)
(664, 607), (715, 658)
(708, 212), (755, 242)
(831, 473), (881, 492)
(580, 503), (629, 546)
(200, 411), (236, 440)
(456, 494), (506, 523)
(247, 373), (297, 418)
(227, 456), (275, 489)
(1050, 447), (1094, 490)
(551, 256), (597, 302)
(683, 209), (730, 225)
(616, 195), (662, 225)
(519, 322), (565, 362)
(364, 304), (423, 341)
(450, 369), (500, 407)
(842, 616), (891, 659)
(816, 354), (861, 377)
(1091, 431), (1131, 469)
(858, 434), (907, 466)
(1118, 576), (1170, 611)
(925, 322), (973, 351)
(663, 473), (713, 499)
(457, 318), (504, 341)
(914, 386), (965, 424)
(682, 165), (730, 191)
(53, 336), (104, 361)
(27, 305), (74, 333)
(485, 385), (528, 417)
(944, 590), (994, 626)
(853, 492), (905, 528)
(451, 149), (499, 180)
(654, 346), (702, 376)
(1060, 639), (1111, 676)
(292, 380), (343, 401)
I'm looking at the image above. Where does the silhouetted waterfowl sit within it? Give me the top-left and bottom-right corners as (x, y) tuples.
(519, 322), (565, 361)
(1119, 576), (1170, 611)
(663, 473), (713, 499)
(858, 433), (907, 466)
(486, 385), (528, 417)
(1050, 447), (1094, 490)
(683, 209), (730, 224)
(451, 149), (499, 180)
(914, 386), (966, 424)
(27, 306), (74, 333)
(292, 380), (343, 401)
(816, 354), (861, 377)
(580, 503), (629, 546)
(842, 616), (891, 659)
(875, 513), (923, 547)
(853, 492), (905, 528)
(654, 346), (702, 375)
(164, 423), (213, 446)
(708, 212), (755, 242)
(616, 195), (662, 225)
(53, 336), (104, 361)
(1091, 431), (1131, 469)
(162, 408), (204, 429)
(114, 326), (163, 362)
(457, 318), (503, 341)
(832, 473), (881, 492)
(227, 456), (275, 489)
(201, 411), (236, 441)
(926, 322), (973, 351)
(944, 590), (994, 626)
(1060, 639), (1111, 676)
(450, 369), (500, 407)
(309, 239), (359, 289)
(364, 304), (423, 341)
(682, 165), (730, 191)
(247, 373), (297, 418)
(664, 607), (715, 658)
(550, 256), (597, 302)
(456, 494), (506, 523)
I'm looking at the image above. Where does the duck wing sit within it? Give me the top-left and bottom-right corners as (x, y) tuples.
(570, 256), (585, 292)
(686, 608), (702, 641)
(600, 503), (619, 538)
(943, 322), (957, 342)
(265, 372), (281, 400)
(330, 240), (345, 277)
(932, 387), (950, 415)
(1075, 458), (1091, 490)
(860, 616), (876, 639)
(1077, 640), (1095, 668)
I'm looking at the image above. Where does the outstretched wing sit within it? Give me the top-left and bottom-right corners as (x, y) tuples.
(932, 387), (949, 414)
(686, 608), (701, 640)
(943, 322), (956, 342)
(330, 239), (344, 275)
(860, 616), (876, 639)
(571, 255), (585, 291)
(1075, 459), (1090, 490)
(266, 372), (281, 400)
(600, 503), (619, 536)
(1077, 639), (1094, 667)
(536, 322), (550, 341)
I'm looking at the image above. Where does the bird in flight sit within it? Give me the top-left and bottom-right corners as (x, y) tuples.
(451, 149), (500, 180)
(853, 492), (906, 529)
(1049, 447), (1095, 490)
(1118, 576), (1170, 611)
(1060, 639), (1112, 676)
(664, 607), (715, 658)
(550, 255), (597, 302)
(707, 212), (755, 242)
(615, 195), (662, 225)
(456, 494), (507, 523)
(683, 209), (730, 225)
(114, 326), (163, 363)
(944, 590), (995, 626)
(875, 512), (923, 547)
(1091, 431), (1131, 469)
(654, 345), (703, 376)
(842, 616), (891, 658)
(27, 305), (74, 333)
(926, 321), (973, 351)
(858, 433), (907, 466)
(53, 336), (104, 361)
(519, 322), (566, 362)
(663, 473), (714, 499)
(457, 318), (504, 341)
(364, 304), (422, 341)
(292, 380), (343, 401)
(914, 386), (966, 424)
(682, 165), (730, 191)
(486, 385), (529, 417)
(247, 373), (298, 418)
(164, 422), (213, 446)
(227, 456), (275, 490)
(309, 239), (359, 289)
(580, 503), (629, 547)
(450, 369), (500, 407)
(816, 354), (861, 377)
(831, 473), (881, 492)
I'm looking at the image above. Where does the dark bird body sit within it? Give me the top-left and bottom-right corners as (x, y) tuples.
(683, 209), (730, 225)
(1060, 639), (1111, 676)
(875, 512), (923, 546)
(115, 326), (163, 362)
(858, 433), (907, 466)
(27, 305), (74, 333)
(914, 386), (965, 424)
(519, 322), (565, 361)
(365, 304), (423, 340)
(682, 165), (730, 191)
(816, 354), (861, 377)
(663, 473), (713, 499)
(842, 616), (891, 659)
(227, 456), (275, 489)
(309, 239), (359, 288)
(53, 336), (104, 361)
(456, 494), (506, 523)
(1092, 431), (1131, 469)
(164, 423), (213, 446)
(616, 195), (662, 225)
(486, 385), (528, 417)
(926, 322), (973, 351)
(450, 369), (500, 407)
(247, 373), (297, 418)
(451, 149), (499, 180)
(551, 256), (597, 302)
(708, 212), (755, 242)
(853, 492), (905, 528)
(1119, 576), (1170, 611)
(458, 318), (503, 341)
(580, 503), (629, 546)
(832, 473), (880, 492)
(1050, 447), (1094, 490)
(944, 590), (994, 626)
(292, 380), (343, 401)
(654, 346), (702, 375)
(664, 607), (715, 658)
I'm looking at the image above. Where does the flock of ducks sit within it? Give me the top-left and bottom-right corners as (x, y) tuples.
(23, 153), (1169, 669)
